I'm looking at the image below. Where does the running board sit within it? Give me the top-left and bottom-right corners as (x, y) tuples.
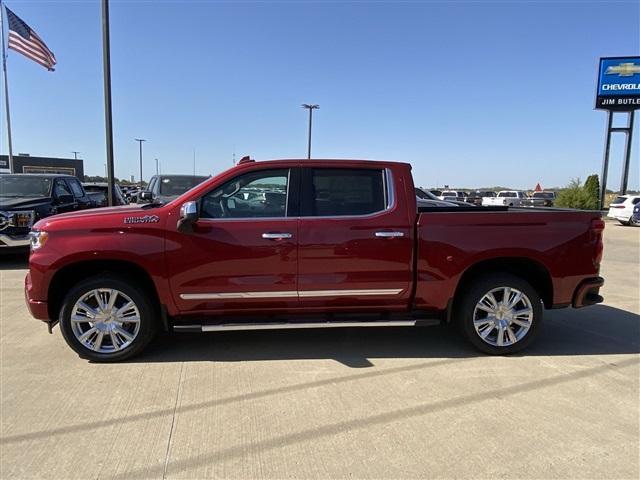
(173, 319), (440, 333)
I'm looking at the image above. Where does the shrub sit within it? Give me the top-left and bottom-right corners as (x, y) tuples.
(555, 176), (600, 210)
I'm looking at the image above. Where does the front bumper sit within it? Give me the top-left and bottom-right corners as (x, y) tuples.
(0, 233), (30, 248)
(572, 277), (605, 308)
(24, 272), (50, 321)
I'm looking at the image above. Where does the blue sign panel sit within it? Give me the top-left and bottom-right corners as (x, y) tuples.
(596, 57), (640, 110)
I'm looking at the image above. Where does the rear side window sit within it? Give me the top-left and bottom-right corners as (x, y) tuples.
(612, 196), (627, 204)
(305, 168), (386, 217)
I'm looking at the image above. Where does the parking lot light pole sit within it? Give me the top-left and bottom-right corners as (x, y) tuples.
(302, 104), (319, 159)
(71, 151), (80, 160)
(155, 158), (158, 175)
(135, 138), (146, 188)
(101, 0), (116, 206)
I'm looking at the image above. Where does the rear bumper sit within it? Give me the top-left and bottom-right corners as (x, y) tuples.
(607, 210), (631, 221)
(24, 272), (50, 321)
(572, 277), (605, 308)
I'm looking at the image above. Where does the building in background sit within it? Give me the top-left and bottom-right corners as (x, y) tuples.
(0, 154), (84, 180)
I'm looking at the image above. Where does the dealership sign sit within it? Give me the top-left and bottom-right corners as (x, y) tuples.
(596, 56), (640, 110)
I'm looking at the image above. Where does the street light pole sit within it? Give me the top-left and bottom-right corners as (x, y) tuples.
(135, 138), (146, 187)
(302, 104), (319, 159)
(71, 151), (80, 160)
(101, 0), (116, 206)
(155, 158), (158, 175)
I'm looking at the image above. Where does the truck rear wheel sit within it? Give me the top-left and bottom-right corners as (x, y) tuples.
(59, 274), (156, 362)
(456, 273), (542, 355)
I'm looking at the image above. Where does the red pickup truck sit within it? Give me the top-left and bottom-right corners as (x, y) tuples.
(25, 159), (605, 362)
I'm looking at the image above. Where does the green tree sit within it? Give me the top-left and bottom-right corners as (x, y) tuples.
(583, 174), (600, 209)
(555, 177), (599, 210)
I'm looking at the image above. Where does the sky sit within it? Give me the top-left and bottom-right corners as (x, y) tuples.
(0, 0), (638, 190)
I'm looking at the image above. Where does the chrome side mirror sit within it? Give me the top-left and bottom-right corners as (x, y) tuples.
(139, 191), (153, 201)
(177, 201), (198, 233)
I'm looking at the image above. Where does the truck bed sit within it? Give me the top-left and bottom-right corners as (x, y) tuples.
(413, 207), (603, 311)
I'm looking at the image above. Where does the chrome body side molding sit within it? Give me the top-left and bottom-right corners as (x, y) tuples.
(180, 291), (298, 300)
(180, 288), (403, 300)
(298, 289), (403, 297)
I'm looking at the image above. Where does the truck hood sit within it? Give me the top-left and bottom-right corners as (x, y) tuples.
(48, 203), (146, 220)
(0, 196), (52, 211)
(32, 203), (165, 230)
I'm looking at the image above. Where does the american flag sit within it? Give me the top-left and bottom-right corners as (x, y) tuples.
(5, 7), (56, 71)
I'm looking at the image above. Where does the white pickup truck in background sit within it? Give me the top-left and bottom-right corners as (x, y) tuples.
(482, 190), (528, 207)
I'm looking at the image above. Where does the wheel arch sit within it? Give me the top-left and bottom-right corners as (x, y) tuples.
(451, 257), (553, 315)
(48, 259), (162, 324)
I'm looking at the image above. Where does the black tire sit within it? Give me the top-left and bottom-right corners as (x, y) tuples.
(59, 274), (157, 362)
(618, 219), (631, 226)
(455, 273), (543, 355)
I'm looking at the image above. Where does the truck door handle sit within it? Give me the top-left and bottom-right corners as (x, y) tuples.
(262, 232), (293, 240)
(375, 231), (404, 238)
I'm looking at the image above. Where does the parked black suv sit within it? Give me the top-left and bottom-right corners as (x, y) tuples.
(0, 174), (93, 249)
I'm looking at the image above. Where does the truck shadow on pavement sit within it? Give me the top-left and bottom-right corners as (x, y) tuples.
(133, 304), (640, 366)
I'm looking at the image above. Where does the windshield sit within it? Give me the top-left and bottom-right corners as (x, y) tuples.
(0, 176), (52, 198)
(415, 188), (429, 199)
(159, 176), (208, 196)
(415, 188), (438, 200)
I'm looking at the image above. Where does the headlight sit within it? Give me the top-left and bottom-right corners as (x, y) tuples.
(14, 211), (35, 228)
(29, 231), (49, 251)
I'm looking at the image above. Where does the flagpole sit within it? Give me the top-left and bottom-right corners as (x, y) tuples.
(0, 1), (14, 173)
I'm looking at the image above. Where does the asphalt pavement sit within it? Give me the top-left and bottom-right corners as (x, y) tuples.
(0, 222), (638, 479)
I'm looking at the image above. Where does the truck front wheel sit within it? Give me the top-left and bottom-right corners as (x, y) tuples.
(457, 273), (542, 355)
(59, 274), (157, 362)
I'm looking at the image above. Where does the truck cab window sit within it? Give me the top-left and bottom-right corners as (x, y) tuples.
(54, 180), (73, 197)
(200, 169), (289, 219)
(67, 179), (85, 198)
(306, 168), (385, 217)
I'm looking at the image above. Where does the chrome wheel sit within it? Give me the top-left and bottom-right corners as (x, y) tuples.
(472, 287), (533, 347)
(70, 288), (141, 354)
